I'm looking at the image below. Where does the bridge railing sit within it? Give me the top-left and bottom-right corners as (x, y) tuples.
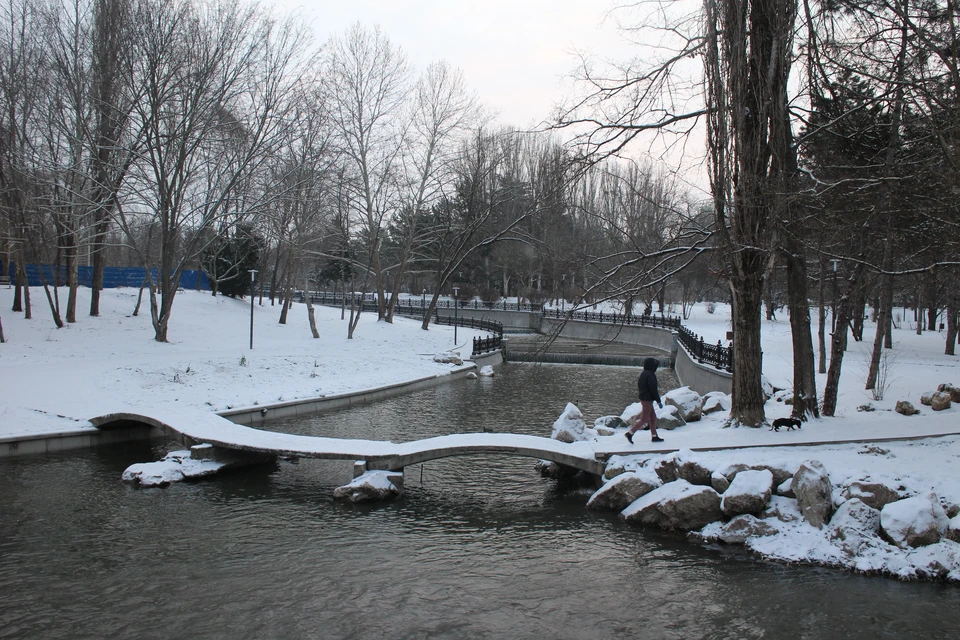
(676, 325), (733, 372)
(541, 307), (682, 331)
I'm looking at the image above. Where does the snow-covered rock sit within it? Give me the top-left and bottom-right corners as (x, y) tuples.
(621, 479), (723, 531)
(880, 493), (949, 549)
(711, 461), (796, 494)
(593, 415), (625, 436)
(712, 514), (779, 544)
(938, 382), (960, 402)
(587, 468), (662, 511)
(654, 449), (714, 486)
(829, 498), (881, 557)
(122, 450), (224, 487)
(654, 405), (686, 430)
(947, 515), (960, 543)
(702, 391), (731, 412)
(465, 372), (478, 380)
(595, 415), (627, 430)
(895, 400), (920, 416)
(842, 480), (904, 511)
(664, 386), (702, 422)
(792, 460), (834, 529)
(433, 351), (463, 365)
(478, 365), (495, 377)
(721, 469), (774, 517)
(332, 471), (403, 503)
(930, 391), (952, 411)
(602, 455), (642, 480)
(761, 495), (802, 523)
(551, 403), (587, 443)
(776, 477), (796, 498)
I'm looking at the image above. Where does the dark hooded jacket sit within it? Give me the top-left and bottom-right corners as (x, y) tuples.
(637, 357), (660, 402)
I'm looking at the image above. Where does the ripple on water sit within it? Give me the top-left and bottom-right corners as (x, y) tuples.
(2, 364), (959, 639)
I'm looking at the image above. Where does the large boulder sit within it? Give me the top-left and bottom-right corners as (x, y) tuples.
(715, 514), (779, 544)
(829, 498), (881, 557)
(333, 471), (403, 503)
(664, 386), (703, 422)
(602, 455), (641, 481)
(895, 400), (920, 416)
(721, 469), (774, 517)
(938, 383), (960, 403)
(792, 460), (834, 529)
(880, 493), (949, 548)
(842, 480), (904, 511)
(711, 461), (796, 494)
(654, 450), (714, 486)
(551, 403), (587, 443)
(930, 391), (952, 411)
(595, 415), (627, 437)
(655, 405), (686, 430)
(946, 515), (960, 543)
(702, 391), (731, 413)
(433, 351), (463, 365)
(479, 365), (495, 377)
(761, 495), (802, 523)
(587, 468), (662, 511)
(621, 479), (723, 531)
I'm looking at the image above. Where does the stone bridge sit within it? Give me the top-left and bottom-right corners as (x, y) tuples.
(90, 409), (606, 477)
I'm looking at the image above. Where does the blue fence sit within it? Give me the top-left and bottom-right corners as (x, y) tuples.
(7, 263), (210, 290)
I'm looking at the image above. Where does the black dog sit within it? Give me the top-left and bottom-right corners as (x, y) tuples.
(770, 417), (802, 432)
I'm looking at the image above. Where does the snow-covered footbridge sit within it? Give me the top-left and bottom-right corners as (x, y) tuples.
(89, 410), (607, 477)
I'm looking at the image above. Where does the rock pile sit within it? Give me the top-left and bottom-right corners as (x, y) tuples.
(590, 449), (960, 580)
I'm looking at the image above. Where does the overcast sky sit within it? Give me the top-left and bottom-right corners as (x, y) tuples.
(272, 0), (709, 195)
(274, 0), (628, 128)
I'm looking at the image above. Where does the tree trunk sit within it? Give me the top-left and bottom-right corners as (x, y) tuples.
(305, 269), (319, 338)
(946, 297), (957, 356)
(729, 275), (766, 427)
(817, 258), (827, 374)
(822, 264), (867, 416)
(783, 244), (818, 418)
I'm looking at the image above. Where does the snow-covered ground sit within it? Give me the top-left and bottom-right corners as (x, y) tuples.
(2, 287), (959, 580)
(0, 287), (485, 439)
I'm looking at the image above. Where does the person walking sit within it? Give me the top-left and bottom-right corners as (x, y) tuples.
(626, 357), (664, 443)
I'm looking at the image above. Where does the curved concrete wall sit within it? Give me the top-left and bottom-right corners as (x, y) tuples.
(538, 317), (677, 352)
(674, 344), (733, 395)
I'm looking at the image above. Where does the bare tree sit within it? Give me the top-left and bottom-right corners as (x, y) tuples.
(117, 0), (309, 342)
(323, 23), (410, 322)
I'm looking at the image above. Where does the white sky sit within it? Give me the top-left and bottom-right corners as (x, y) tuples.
(275, 0), (628, 130)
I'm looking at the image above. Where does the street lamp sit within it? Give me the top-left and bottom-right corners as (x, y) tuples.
(422, 288), (426, 308)
(248, 269), (258, 349)
(561, 274), (566, 312)
(452, 286), (460, 344)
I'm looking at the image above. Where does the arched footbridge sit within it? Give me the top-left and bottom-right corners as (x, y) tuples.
(89, 409), (606, 476)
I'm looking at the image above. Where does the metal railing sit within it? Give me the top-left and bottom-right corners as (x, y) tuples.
(300, 290), (732, 370)
(676, 325), (733, 372)
(299, 291), (504, 356)
(541, 307), (682, 330)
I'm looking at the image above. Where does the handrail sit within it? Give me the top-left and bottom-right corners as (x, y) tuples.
(300, 291), (733, 370)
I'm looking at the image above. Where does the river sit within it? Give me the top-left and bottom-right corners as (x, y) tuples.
(1, 363), (958, 639)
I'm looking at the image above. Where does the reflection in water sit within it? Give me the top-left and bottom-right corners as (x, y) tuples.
(1, 364), (958, 639)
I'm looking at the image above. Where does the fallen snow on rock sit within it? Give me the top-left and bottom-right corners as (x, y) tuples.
(122, 450), (224, 487)
(479, 365), (495, 377)
(332, 470), (403, 503)
(551, 402), (587, 443)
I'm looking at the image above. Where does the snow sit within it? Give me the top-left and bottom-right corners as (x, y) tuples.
(0, 287), (487, 440)
(5, 289), (960, 580)
(121, 450), (224, 487)
(723, 469), (773, 501)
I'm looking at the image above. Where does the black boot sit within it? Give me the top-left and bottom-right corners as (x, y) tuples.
(651, 436), (664, 443)
(625, 431), (634, 444)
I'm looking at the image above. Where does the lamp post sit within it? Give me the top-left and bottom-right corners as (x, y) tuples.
(561, 274), (566, 312)
(452, 286), (459, 344)
(422, 288), (426, 308)
(248, 269), (257, 349)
